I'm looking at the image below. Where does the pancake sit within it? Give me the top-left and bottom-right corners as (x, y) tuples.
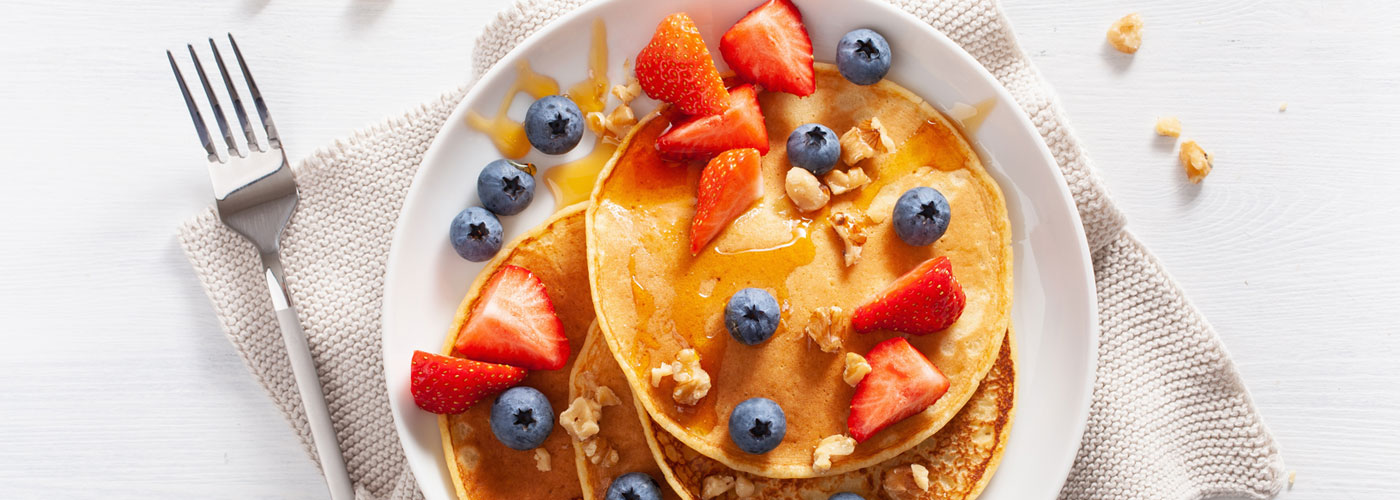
(438, 204), (593, 500)
(586, 63), (1013, 477)
(572, 324), (1016, 500)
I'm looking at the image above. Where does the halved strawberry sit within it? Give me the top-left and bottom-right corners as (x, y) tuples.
(636, 13), (730, 116)
(720, 0), (815, 96)
(656, 84), (769, 161)
(690, 148), (764, 254)
(454, 265), (570, 370)
(852, 256), (966, 336)
(411, 350), (527, 414)
(848, 338), (950, 443)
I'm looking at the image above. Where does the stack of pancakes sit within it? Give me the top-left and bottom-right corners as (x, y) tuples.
(439, 65), (1014, 500)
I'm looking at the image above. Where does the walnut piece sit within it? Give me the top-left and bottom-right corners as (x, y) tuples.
(829, 210), (871, 267)
(582, 437), (619, 466)
(785, 167), (830, 212)
(533, 448), (552, 472)
(812, 434), (857, 473)
(910, 464), (930, 491)
(881, 467), (921, 500)
(653, 349), (711, 405)
(734, 476), (756, 498)
(1154, 116), (1181, 137)
(1107, 13), (1143, 54)
(559, 396), (602, 441)
(605, 104), (637, 138)
(843, 352), (872, 386)
(805, 306), (849, 353)
(594, 385), (621, 407)
(701, 475), (736, 499)
(611, 77), (642, 104)
(824, 167), (872, 196)
(1179, 140), (1212, 183)
(839, 118), (895, 166)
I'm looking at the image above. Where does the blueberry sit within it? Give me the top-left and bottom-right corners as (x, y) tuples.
(724, 288), (780, 345)
(605, 472), (663, 500)
(829, 494), (865, 500)
(449, 207), (503, 262)
(836, 29), (892, 85)
(525, 95), (584, 155)
(892, 187), (951, 246)
(478, 159), (536, 216)
(489, 386), (554, 450)
(786, 124), (841, 175)
(728, 397), (786, 454)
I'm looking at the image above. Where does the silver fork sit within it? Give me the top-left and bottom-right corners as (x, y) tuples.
(169, 35), (354, 500)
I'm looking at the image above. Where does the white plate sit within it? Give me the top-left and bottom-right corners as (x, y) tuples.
(382, 0), (1097, 498)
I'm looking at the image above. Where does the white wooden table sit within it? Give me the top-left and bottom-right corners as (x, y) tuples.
(1, 0), (1396, 498)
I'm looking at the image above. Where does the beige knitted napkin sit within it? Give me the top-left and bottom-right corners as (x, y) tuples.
(178, 0), (1286, 499)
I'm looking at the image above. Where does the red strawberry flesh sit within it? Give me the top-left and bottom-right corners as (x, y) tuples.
(848, 338), (950, 443)
(454, 265), (570, 370)
(720, 0), (816, 96)
(635, 13), (730, 116)
(656, 84), (769, 161)
(690, 148), (764, 254)
(410, 350), (527, 414)
(852, 256), (966, 335)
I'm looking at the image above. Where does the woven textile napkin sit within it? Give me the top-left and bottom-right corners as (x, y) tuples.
(178, 0), (1286, 498)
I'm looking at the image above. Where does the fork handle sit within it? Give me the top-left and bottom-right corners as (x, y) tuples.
(264, 257), (356, 500)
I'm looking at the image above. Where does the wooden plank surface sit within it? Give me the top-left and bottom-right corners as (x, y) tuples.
(0, 0), (1394, 497)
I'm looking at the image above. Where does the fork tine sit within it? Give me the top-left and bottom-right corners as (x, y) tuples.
(227, 34), (281, 149)
(188, 44), (240, 158)
(209, 38), (261, 153)
(168, 50), (220, 163)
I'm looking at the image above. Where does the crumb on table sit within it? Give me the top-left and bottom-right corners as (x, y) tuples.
(1107, 13), (1143, 54)
(1155, 116), (1182, 137)
(1179, 140), (1212, 183)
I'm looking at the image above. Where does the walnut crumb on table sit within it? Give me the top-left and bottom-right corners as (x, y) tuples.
(1154, 116), (1181, 137)
(1179, 140), (1213, 183)
(1107, 13), (1143, 54)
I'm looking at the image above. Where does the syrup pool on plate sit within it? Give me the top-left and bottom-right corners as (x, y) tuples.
(468, 18), (618, 209)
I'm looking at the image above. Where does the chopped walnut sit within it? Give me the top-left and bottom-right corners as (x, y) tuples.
(812, 434), (857, 473)
(785, 167), (830, 212)
(829, 210), (871, 267)
(843, 352), (872, 386)
(1107, 13), (1143, 54)
(734, 476), (755, 498)
(605, 104), (637, 138)
(882, 467), (922, 500)
(585, 111), (608, 137)
(839, 118), (895, 166)
(559, 396), (602, 441)
(611, 76), (642, 104)
(670, 349), (712, 405)
(594, 385), (621, 407)
(1279, 102), (1289, 112)
(1154, 116), (1181, 137)
(701, 475), (736, 499)
(824, 167), (872, 196)
(650, 362), (675, 387)
(582, 437), (619, 466)
(805, 306), (849, 353)
(910, 464), (930, 491)
(533, 448), (552, 472)
(1179, 140), (1212, 183)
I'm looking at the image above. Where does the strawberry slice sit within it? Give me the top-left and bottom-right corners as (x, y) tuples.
(690, 148), (764, 254)
(636, 13), (731, 116)
(852, 256), (966, 336)
(848, 338), (950, 443)
(454, 265), (570, 370)
(720, 0), (815, 96)
(656, 84), (769, 161)
(411, 350), (527, 414)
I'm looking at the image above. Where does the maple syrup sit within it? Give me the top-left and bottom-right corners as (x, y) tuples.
(465, 61), (560, 159)
(566, 19), (610, 115)
(955, 98), (997, 136)
(543, 138), (618, 209)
